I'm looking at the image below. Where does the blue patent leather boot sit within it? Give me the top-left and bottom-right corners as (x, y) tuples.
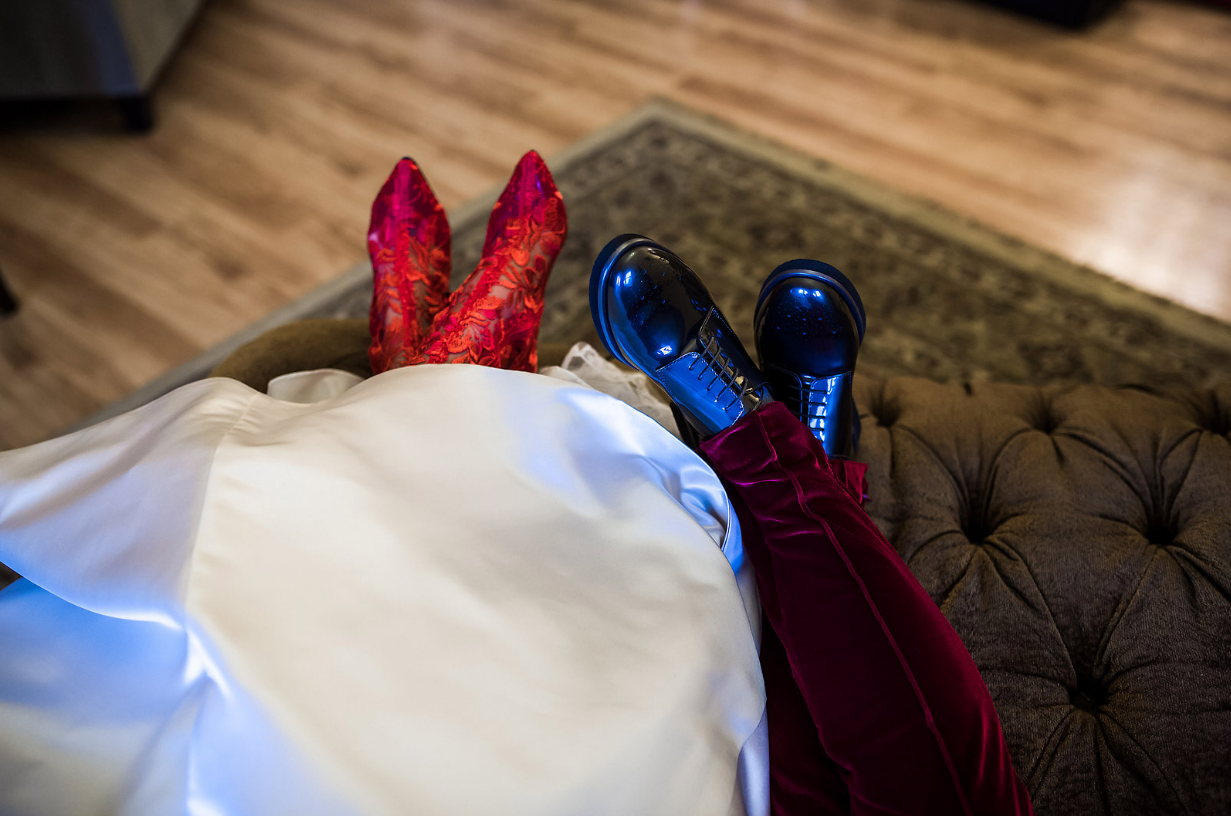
(754, 260), (866, 458)
(589, 235), (774, 438)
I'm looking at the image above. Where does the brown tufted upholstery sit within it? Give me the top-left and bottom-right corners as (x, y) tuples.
(853, 376), (1231, 816)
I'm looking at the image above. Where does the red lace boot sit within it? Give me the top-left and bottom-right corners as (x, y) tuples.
(419, 151), (567, 372)
(367, 158), (452, 373)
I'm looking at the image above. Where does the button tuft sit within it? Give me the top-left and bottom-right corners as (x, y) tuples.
(1069, 679), (1107, 714)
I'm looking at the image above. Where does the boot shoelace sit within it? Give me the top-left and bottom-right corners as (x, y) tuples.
(687, 320), (759, 413)
(779, 374), (834, 443)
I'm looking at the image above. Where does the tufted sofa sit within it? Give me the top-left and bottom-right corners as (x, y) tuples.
(853, 376), (1231, 815)
(1, 323), (1228, 815)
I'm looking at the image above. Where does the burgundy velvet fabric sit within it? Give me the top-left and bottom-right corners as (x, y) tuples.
(702, 402), (1033, 816)
(759, 619), (850, 815)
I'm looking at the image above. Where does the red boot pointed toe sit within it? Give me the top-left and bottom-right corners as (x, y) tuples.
(481, 150), (564, 254)
(422, 151), (568, 372)
(368, 157), (452, 374)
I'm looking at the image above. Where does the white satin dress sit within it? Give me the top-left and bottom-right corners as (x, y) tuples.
(0, 352), (768, 816)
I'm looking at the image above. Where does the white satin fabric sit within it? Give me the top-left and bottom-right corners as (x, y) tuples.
(0, 363), (767, 816)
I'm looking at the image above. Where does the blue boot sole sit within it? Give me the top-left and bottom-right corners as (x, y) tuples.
(589, 233), (658, 368)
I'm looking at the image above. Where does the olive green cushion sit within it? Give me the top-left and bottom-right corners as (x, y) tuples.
(207, 319), (576, 391)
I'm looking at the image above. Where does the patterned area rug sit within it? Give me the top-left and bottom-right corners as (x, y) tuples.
(84, 99), (1231, 428)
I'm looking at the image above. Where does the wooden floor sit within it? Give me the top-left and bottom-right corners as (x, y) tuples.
(1, 0), (1229, 450)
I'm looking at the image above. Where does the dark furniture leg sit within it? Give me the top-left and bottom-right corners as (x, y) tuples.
(0, 265), (18, 317)
(975, 0), (1126, 28)
(117, 94), (154, 133)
